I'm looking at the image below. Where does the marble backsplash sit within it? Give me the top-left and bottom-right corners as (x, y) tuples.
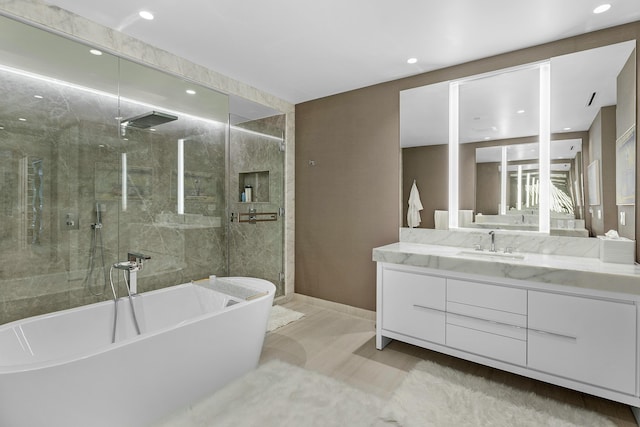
(400, 228), (602, 258)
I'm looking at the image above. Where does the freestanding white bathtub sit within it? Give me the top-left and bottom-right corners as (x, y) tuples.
(0, 276), (275, 427)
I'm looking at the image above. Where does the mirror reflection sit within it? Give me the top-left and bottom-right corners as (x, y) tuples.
(401, 40), (636, 239)
(473, 140), (587, 236)
(458, 65), (542, 231)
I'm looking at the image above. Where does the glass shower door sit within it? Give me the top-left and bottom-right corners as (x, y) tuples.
(227, 113), (285, 297)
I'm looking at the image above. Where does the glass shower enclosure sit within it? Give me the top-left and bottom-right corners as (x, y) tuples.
(0, 14), (285, 325)
(228, 114), (285, 292)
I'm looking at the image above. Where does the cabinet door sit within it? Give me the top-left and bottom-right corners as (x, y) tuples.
(528, 291), (636, 394)
(381, 268), (446, 344)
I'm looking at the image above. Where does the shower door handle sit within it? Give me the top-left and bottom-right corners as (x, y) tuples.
(248, 208), (257, 224)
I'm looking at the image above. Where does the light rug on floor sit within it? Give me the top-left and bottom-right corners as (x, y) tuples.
(154, 359), (384, 427)
(380, 359), (616, 427)
(267, 305), (304, 332)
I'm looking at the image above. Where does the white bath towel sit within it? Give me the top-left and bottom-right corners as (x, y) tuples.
(407, 181), (424, 228)
(458, 209), (474, 228)
(434, 210), (449, 230)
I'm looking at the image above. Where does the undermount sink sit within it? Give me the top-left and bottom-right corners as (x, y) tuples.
(457, 250), (526, 261)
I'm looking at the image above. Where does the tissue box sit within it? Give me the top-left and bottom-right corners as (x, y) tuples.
(598, 236), (635, 264)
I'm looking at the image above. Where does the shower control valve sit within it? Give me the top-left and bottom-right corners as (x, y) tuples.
(62, 212), (79, 230)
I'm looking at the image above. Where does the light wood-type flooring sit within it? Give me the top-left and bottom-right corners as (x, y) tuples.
(259, 299), (637, 427)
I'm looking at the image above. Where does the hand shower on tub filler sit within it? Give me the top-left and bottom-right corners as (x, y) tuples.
(113, 252), (151, 295)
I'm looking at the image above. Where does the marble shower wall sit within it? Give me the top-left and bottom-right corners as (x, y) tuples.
(0, 66), (120, 323)
(114, 117), (228, 294)
(229, 115), (286, 295)
(0, 111), (228, 324)
(0, 6), (294, 324)
(0, 46), (229, 325)
(0, 0), (296, 306)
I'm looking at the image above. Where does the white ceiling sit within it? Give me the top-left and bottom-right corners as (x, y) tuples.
(42, 0), (640, 105)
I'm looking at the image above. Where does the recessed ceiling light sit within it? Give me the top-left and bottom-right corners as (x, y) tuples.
(593, 4), (611, 14)
(516, 109), (525, 114)
(407, 58), (417, 64)
(0, 126), (4, 130)
(563, 127), (572, 131)
(18, 118), (26, 121)
(484, 136), (491, 140)
(139, 10), (154, 20)
(186, 89), (196, 95)
(34, 95), (43, 99)
(150, 128), (157, 132)
(89, 49), (103, 56)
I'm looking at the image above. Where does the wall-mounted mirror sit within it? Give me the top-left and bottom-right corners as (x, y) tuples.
(401, 40), (636, 239)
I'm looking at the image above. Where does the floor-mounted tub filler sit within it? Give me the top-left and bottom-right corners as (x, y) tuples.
(0, 276), (275, 427)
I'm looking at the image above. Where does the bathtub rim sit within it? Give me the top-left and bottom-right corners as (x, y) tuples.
(0, 276), (275, 374)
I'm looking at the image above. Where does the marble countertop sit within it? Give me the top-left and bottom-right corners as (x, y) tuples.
(373, 242), (640, 296)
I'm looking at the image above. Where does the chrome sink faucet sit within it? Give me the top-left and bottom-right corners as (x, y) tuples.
(488, 231), (496, 252)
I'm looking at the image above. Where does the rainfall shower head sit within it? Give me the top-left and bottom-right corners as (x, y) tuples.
(120, 111), (178, 129)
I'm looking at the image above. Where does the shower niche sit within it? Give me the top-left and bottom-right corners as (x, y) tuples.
(239, 171), (270, 203)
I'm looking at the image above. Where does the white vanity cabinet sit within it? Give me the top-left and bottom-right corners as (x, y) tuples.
(380, 266), (446, 345)
(376, 261), (640, 408)
(528, 290), (637, 395)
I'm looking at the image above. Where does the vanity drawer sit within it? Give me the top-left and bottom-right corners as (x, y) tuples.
(446, 301), (526, 327)
(447, 279), (526, 317)
(446, 313), (527, 366)
(382, 268), (446, 310)
(381, 268), (446, 344)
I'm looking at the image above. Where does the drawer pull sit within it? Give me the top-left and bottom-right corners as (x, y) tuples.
(529, 328), (577, 342)
(447, 312), (523, 330)
(413, 304), (440, 313)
